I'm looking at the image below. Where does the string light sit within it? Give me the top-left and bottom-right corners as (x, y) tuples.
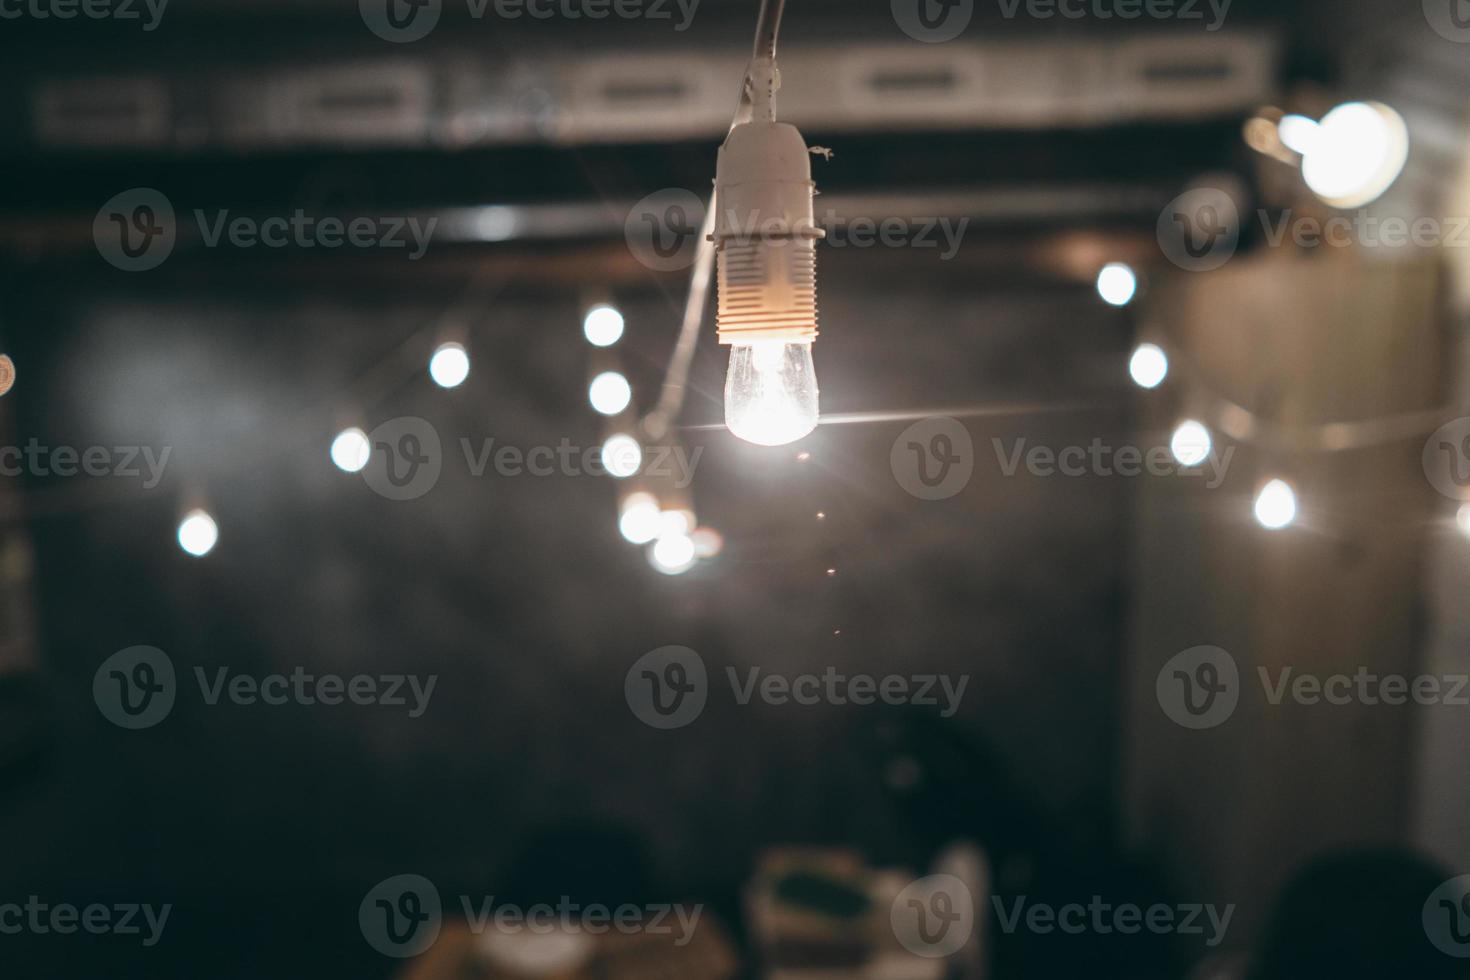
(1096, 263), (1138, 307)
(330, 427), (371, 473)
(429, 342), (471, 389)
(650, 532), (697, 575)
(1129, 343), (1169, 389)
(583, 305), (625, 348)
(1170, 420), (1212, 468)
(600, 433), (642, 479)
(588, 371), (632, 416)
(619, 493), (662, 544)
(1277, 114), (1319, 156)
(1300, 101), (1408, 208)
(1254, 479), (1298, 530)
(177, 509), (219, 557)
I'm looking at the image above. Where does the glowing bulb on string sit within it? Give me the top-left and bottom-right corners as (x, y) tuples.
(1129, 343), (1169, 389)
(1170, 420), (1212, 468)
(1096, 263), (1138, 307)
(650, 533), (697, 575)
(429, 342), (470, 388)
(589, 372), (632, 416)
(619, 493), (661, 545)
(1254, 479), (1297, 530)
(600, 434), (642, 479)
(177, 509), (219, 558)
(330, 427), (370, 473)
(583, 305), (625, 347)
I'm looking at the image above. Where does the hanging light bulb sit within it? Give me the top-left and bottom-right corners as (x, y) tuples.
(583, 305), (625, 347)
(1129, 343), (1169, 389)
(1096, 262), (1138, 307)
(429, 342), (470, 388)
(619, 492), (662, 545)
(714, 57), (824, 447)
(1169, 420), (1212, 468)
(330, 427), (371, 473)
(177, 509), (219, 558)
(1254, 479), (1297, 530)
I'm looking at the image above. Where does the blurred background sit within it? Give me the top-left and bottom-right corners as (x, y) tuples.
(2, 0), (1470, 977)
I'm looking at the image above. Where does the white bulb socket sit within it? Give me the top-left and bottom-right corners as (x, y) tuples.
(713, 121), (824, 348)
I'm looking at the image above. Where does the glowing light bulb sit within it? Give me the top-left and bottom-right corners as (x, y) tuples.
(1096, 263), (1138, 307)
(601, 433), (642, 479)
(583, 305), (625, 347)
(1254, 479), (1297, 530)
(650, 533), (697, 575)
(619, 493), (661, 544)
(1277, 114), (1319, 155)
(1129, 343), (1169, 389)
(330, 427), (370, 473)
(1301, 102), (1408, 208)
(429, 342), (470, 388)
(177, 509), (218, 557)
(724, 340), (819, 447)
(588, 371), (632, 416)
(1170, 420), (1212, 468)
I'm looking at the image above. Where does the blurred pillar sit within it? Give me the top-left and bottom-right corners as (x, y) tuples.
(1121, 246), (1444, 944)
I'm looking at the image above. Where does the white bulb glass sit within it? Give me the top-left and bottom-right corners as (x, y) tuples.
(724, 340), (819, 447)
(583, 305), (625, 347)
(1254, 479), (1297, 530)
(1277, 114), (1319, 156)
(1129, 343), (1169, 389)
(1096, 263), (1138, 307)
(429, 342), (470, 388)
(178, 509), (219, 557)
(330, 427), (370, 473)
(1170, 420), (1212, 468)
(588, 371), (632, 416)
